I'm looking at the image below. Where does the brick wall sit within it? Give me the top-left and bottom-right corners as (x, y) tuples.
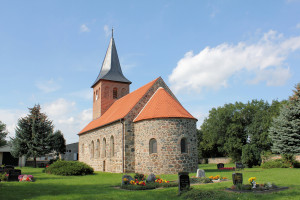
(92, 80), (130, 119)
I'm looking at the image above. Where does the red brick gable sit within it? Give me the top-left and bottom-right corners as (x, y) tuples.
(133, 87), (197, 122)
(79, 78), (159, 134)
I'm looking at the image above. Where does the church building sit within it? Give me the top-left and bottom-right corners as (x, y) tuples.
(78, 32), (198, 174)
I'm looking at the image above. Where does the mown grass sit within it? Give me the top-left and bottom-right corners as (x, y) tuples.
(0, 164), (299, 200)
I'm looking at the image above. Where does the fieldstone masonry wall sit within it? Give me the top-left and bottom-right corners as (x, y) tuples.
(79, 122), (123, 173)
(134, 118), (198, 174)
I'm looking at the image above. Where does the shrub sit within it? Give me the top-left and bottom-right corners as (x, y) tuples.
(45, 160), (93, 176)
(261, 159), (291, 169)
(241, 144), (261, 168)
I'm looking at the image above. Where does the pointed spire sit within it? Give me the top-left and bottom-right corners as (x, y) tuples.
(91, 30), (131, 88)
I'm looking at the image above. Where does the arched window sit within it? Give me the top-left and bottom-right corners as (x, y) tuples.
(96, 139), (100, 158)
(121, 88), (126, 97)
(102, 138), (106, 158)
(110, 136), (114, 157)
(181, 138), (187, 153)
(95, 90), (99, 101)
(91, 141), (94, 159)
(113, 88), (118, 99)
(149, 138), (157, 154)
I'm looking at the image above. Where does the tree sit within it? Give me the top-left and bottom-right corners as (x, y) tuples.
(199, 99), (284, 163)
(51, 130), (66, 156)
(0, 121), (8, 147)
(11, 105), (55, 167)
(269, 83), (300, 158)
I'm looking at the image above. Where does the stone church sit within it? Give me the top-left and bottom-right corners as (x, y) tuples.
(78, 33), (198, 174)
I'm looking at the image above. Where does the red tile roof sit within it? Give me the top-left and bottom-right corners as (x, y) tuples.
(79, 78), (159, 134)
(133, 87), (197, 122)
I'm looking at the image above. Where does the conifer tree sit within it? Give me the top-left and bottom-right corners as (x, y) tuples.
(0, 121), (8, 147)
(269, 83), (300, 157)
(51, 130), (66, 156)
(11, 105), (54, 167)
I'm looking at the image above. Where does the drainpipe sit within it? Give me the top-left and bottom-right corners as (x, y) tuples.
(121, 119), (125, 173)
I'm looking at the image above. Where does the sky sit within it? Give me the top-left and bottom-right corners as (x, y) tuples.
(0, 0), (300, 144)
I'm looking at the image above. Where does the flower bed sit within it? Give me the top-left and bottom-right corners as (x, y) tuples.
(227, 176), (288, 193)
(121, 174), (177, 190)
(219, 167), (235, 170)
(18, 175), (34, 182)
(190, 177), (213, 184)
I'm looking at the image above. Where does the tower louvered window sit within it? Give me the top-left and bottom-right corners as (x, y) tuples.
(113, 88), (118, 99)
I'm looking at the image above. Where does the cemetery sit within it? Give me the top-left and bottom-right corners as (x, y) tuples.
(0, 162), (299, 199)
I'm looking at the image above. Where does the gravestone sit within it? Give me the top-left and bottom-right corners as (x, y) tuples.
(178, 172), (190, 195)
(146, 173), (156, 183)
(235, 162), (244, 169)
(121, 175), (134, 185)
(232, 173), (243, 185)
(217, 163), (224, 169)
(8, 169), (21, 181)
(196, 169), (205, 178)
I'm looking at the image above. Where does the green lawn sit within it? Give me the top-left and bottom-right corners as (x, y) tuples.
(0, 164), (299, 200)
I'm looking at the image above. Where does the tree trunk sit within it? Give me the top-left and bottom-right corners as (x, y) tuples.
(34, 157), (37, 168)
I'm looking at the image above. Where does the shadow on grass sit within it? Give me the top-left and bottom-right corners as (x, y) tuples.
(0, 182), (180, 200)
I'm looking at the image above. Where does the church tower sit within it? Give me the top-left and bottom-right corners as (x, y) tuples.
(91, 30), (131, 120)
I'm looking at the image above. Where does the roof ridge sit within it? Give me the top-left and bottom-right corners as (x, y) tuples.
(133, 87), (163, 122)
(133, 86), (196, 122)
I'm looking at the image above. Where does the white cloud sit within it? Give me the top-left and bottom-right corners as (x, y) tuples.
(104, 25), (110, 37)
(169, 30), (300, 94)
(0, 109), (27, 139)
(43, 98), (76, 118)
(0, 98), (92, 144)
(36, 79), (61, 93)
(80, 24), (90, 32)
(42, 99), (92, 143)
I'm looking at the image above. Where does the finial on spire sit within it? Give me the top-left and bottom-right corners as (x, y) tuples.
(112, 27), (114, 38)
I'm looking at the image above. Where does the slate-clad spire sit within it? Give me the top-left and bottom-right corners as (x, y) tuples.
(91, 30), (131, 88)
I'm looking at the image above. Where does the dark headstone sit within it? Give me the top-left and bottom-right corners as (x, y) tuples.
(232, 173), (243, 185)
(8, 169), (22, 182)
(178, 172), (190, 195)
(146, 173), (156, 183)
(217, 163), (224, 169)
(121, 175), (134, 185)
(235, 162), (244, 169)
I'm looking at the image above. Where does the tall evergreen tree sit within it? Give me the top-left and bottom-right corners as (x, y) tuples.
(0, 121), (8, 147)
(269, 83), (300, 156)
(51, 130), (66, 156)
(11, 105), (54, 167)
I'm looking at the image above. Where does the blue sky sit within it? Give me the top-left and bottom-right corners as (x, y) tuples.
(1, 0), (300, 144)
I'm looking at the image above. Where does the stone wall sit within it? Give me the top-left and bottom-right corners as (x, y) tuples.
(134, 118), (198, 174)
(78, 122), (123, 173)
(121, 77), (177, 173)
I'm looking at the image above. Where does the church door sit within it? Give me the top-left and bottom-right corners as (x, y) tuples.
(103, 161), (106, 172)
